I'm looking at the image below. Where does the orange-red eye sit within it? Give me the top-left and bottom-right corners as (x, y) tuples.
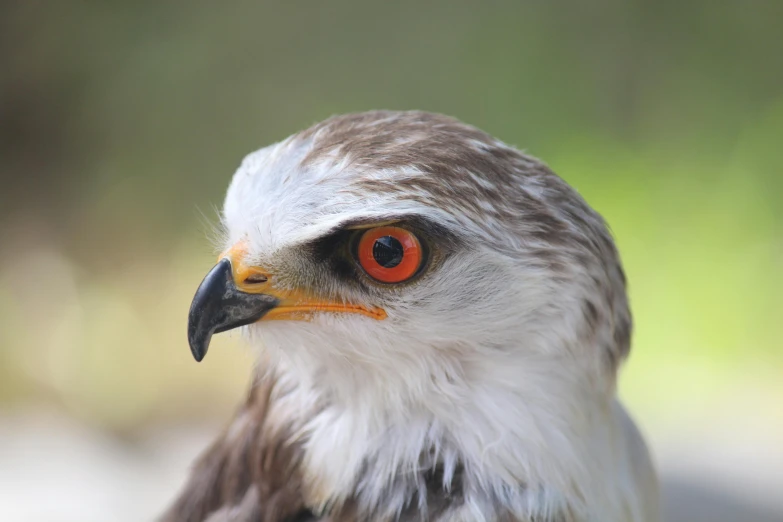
(357, 226), (423, 283)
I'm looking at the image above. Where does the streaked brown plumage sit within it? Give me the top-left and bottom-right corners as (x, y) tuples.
(161, 378), (313, 522)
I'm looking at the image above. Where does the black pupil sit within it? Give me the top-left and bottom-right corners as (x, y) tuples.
(372, 236), (404, 268)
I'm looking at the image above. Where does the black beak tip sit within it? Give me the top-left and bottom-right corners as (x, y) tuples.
(191, 344), (206, 363)
(188, 329), (209, 362)
(187, 312), (211, 363)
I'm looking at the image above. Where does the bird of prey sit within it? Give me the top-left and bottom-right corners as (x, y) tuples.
(163, 111), (659, 522)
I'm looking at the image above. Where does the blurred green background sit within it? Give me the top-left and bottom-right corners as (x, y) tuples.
(1, 2), (781, 521)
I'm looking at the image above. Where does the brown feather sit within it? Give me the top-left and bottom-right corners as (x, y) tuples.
(160, 377), (314, 522)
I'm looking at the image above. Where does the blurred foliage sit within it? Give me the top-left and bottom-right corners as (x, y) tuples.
(0, 1), (781, 434)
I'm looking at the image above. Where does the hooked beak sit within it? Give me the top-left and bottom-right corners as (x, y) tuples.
(187, 258), (277, 362)
(186, 242), (386, 362)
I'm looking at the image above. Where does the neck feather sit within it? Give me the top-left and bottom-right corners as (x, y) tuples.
(259, 341), (618, 520)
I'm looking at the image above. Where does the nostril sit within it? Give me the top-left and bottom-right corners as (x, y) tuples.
(243, 273), (268, 285)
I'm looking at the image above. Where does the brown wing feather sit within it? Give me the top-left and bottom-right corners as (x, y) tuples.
(160, 379), (316, 522)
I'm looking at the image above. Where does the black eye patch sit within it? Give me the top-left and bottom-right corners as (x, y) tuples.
(307, 228), (357, 281)
(302, 215), (462, 289)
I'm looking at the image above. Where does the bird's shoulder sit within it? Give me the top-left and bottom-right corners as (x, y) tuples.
(160, 377), (319, 522)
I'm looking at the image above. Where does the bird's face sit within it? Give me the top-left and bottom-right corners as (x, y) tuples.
(188, 112), (630, 403)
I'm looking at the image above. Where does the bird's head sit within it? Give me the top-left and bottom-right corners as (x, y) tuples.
(188, 111), (631, 409)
